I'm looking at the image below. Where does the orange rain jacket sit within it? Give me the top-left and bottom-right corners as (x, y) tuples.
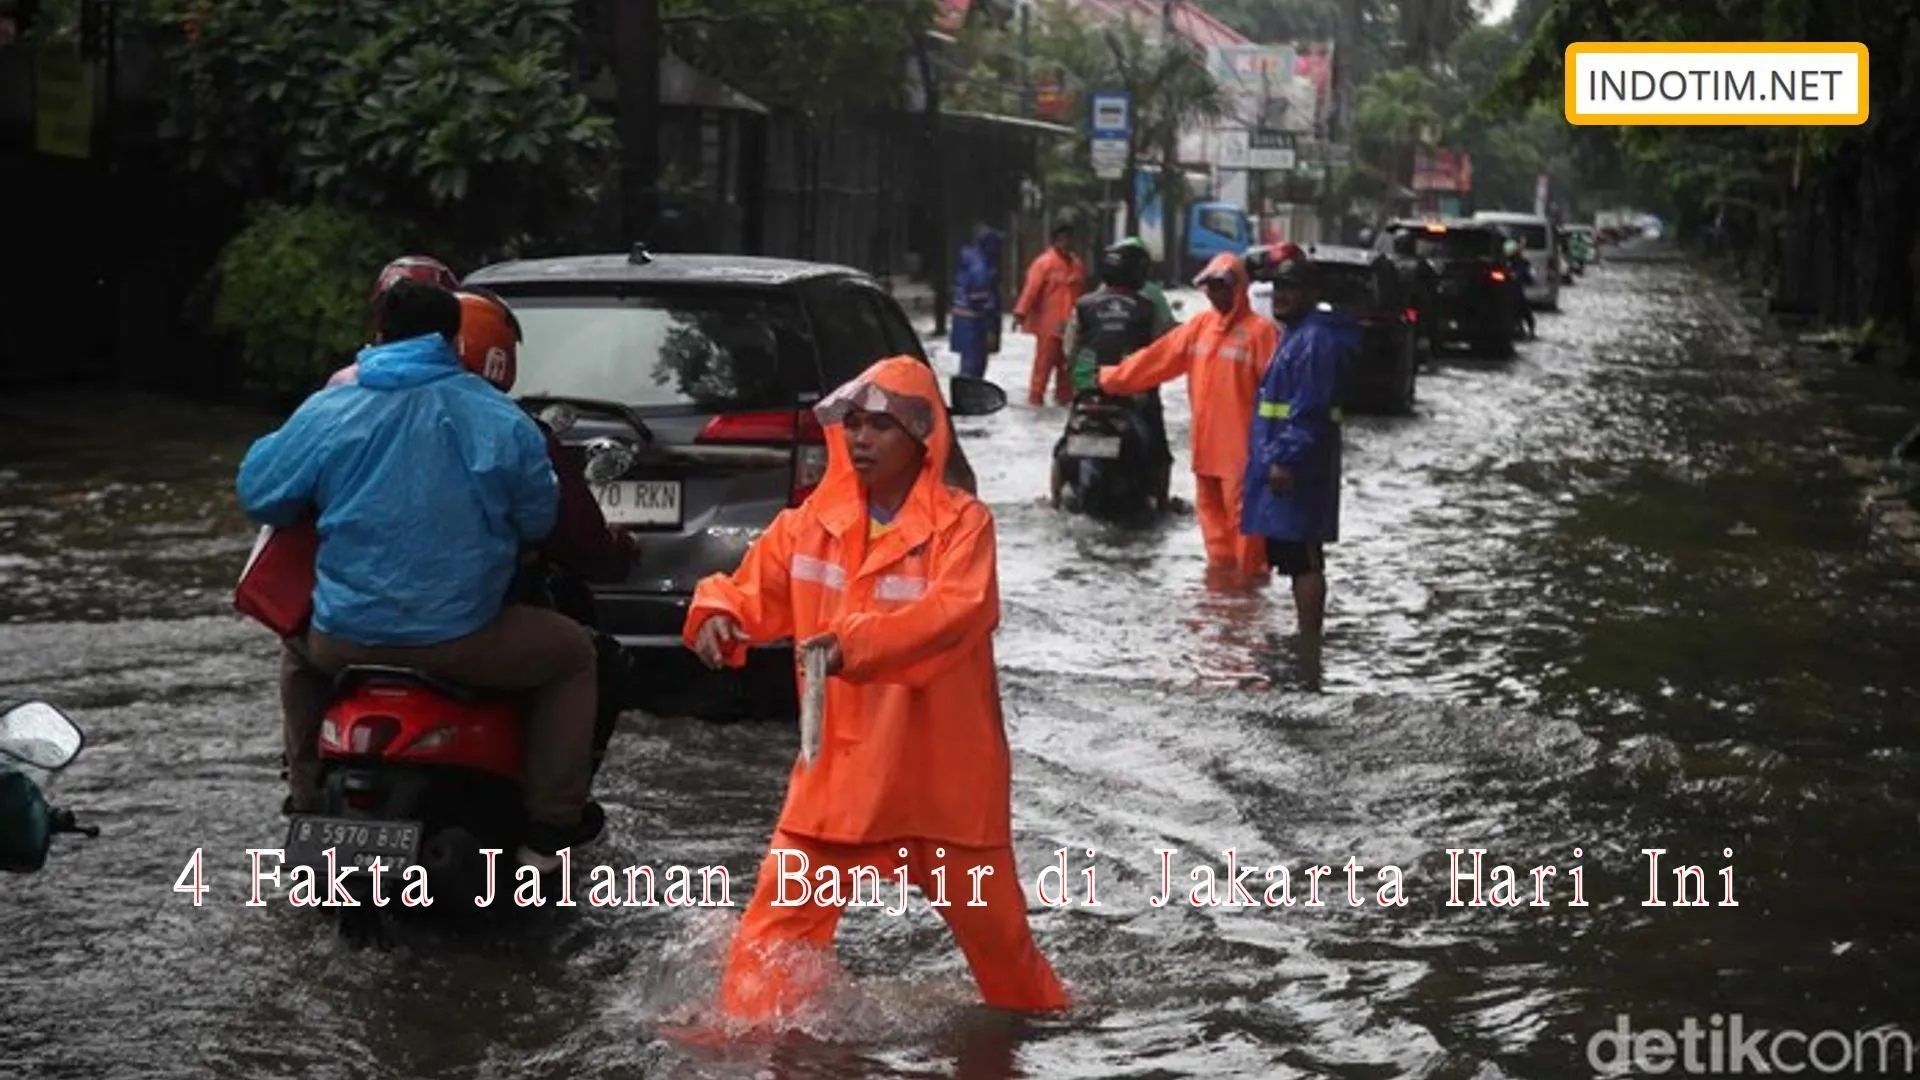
(681, 356), (1012, 849)
(1012, 247), (1085, 339)
(1096, 252), (1279, 481)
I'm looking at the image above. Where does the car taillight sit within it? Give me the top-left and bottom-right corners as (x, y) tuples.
(1404, 307), (1417, 323)
(1489, 269), (1508, 283)
(698, 409), (828, 507)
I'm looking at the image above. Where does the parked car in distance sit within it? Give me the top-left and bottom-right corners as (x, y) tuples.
(1376, 218), (1518, 358)
(1472, 210), (1563, 308)
(1300, 244), (1418, 415)
(463, 246), (1005, 719)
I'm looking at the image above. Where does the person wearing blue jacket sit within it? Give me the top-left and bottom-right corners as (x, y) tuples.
(1241, 249), (1357, 641)
(237, 279), (604, 870)
(949, 224), (1004, 379)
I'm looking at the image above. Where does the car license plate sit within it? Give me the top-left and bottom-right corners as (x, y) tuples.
(1065, 434), (1122, 459)
(591, 480), (681, 526)
(284, 815), (422, 874)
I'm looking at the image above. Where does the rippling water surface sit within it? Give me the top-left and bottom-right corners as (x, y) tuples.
(3, 257), (1916, 1078)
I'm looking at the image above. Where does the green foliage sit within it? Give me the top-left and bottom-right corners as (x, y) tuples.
(662, 0), (941, 117)
(947, 1), (1225, 222)
(144, 0), (612, 259)
(206, 203), (399, 397)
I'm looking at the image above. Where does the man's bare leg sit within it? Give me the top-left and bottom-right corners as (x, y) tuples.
(1292, 572), (1326, 640)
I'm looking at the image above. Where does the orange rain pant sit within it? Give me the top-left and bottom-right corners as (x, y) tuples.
(720, 830), (1070, 1021)
(1027, 335), (1071, 407)
(1195, 472), (1267, 579)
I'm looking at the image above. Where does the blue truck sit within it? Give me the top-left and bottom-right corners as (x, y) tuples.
(1111, 167), (1252, 282)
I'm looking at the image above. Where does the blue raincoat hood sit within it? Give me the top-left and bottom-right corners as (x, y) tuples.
(353, 332), (466, 390)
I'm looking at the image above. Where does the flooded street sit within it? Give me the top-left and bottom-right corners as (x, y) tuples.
(3, 257), (1917, 1078)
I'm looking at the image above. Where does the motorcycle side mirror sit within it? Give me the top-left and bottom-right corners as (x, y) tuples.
(0, 702), (84, 771)
(948, 375), (1007, 418)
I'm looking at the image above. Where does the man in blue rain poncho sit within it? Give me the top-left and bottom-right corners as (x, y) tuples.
(1241, 247), (1358, 640)
(235, 279), (606, 871)
(949, 225), (1004, 378)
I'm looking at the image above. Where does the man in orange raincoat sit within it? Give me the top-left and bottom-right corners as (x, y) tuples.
(683, 356), (1069, 1023)
(1012, 222), (1087, 407)
(1093, 251), (1278, 583)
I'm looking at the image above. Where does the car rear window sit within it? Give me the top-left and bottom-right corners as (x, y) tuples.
(1316, 265), (1380, 310)
(1506, 223), (1550, 249)
(1390, 228), (1498, 260)
(500, 289), (815, 411)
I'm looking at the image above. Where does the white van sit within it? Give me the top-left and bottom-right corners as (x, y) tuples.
(1472, 211), (1560, 311)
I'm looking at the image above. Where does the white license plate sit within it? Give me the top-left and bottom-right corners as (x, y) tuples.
(592, 480), (681, 526)
(1065, 434), (1122, 459)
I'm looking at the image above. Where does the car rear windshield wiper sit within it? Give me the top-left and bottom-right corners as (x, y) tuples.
(517, 396), (656, 446)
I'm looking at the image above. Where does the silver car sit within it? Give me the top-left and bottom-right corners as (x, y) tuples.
(463, 247), (1004, 718)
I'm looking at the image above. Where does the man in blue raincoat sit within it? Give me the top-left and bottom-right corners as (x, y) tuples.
(1241, 247), (1358, 640)
(236, 279), (605, 871)
(949, 224), (1004, 379)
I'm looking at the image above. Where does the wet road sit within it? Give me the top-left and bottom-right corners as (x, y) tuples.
(3, 256), (1917, 1078)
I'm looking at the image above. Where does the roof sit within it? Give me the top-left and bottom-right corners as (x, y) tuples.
(1384, 217), (1500, 233)
(942, 109), (1077, 138)
(1066, 0), (1250, 48)
(1305, 244), (1385, 266)
(463, 252), (864, 289)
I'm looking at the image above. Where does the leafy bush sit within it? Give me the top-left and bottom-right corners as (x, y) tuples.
(148, 0), (612, 258)
(206, 202), (397, 397)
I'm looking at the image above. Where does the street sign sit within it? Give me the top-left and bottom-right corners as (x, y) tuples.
(1249, 130), (1295, 171)
(1090, 90), (1131, 140)
(1089, 90), (1131, 181)
(1091, 139), (1128, 180)
(1214, 129), (1250, 170)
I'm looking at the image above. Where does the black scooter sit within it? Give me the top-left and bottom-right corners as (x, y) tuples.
(1053, 390), (1163, 524)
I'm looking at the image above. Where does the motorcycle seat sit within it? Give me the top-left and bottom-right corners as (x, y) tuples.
(331, 664), (507, 704)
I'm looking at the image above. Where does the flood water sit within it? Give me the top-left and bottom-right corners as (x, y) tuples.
(3, 256), (1917, 1078)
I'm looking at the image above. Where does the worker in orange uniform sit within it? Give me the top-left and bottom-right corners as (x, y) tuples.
(1011, 222), (1087, 407)
(1093, 251), (1278, 584)
(683, 355), (1070, 1024)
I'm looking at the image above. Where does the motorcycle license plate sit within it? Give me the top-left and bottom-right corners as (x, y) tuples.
(1065, 434), (1122, 459)
(284, 815), (423, 874)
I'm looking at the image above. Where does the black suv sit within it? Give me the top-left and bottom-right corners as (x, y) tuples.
(1304, 244), (1419, 415)
(463, 247), (1002, 718)
(1376, 219), (1517, 357)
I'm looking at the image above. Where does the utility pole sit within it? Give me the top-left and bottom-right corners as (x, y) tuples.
(912, 28), (950, 337)
(1158, 0), (1181, 283)
(615, 0), (662, 246)
(1333, 0), (1359, 232)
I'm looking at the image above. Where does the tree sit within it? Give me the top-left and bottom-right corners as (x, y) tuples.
(143, 0), (613, 262)
(1489, 0), (1920, 361)
(947, 0), (1224, 247)
(661, 0), (942, 118)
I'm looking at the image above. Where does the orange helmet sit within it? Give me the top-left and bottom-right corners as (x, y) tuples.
(454, 289), (521, 391)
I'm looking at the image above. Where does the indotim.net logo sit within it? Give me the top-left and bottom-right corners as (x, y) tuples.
(1564, 42), (1868, 126)
(1587, 1014), (1916, 1076)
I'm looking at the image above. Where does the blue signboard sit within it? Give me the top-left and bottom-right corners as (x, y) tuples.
(1090, 90), (1131, 140)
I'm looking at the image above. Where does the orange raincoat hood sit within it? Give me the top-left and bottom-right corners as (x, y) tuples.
(807, 355), (964, 545)
(1193, 251), (1254, 324)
